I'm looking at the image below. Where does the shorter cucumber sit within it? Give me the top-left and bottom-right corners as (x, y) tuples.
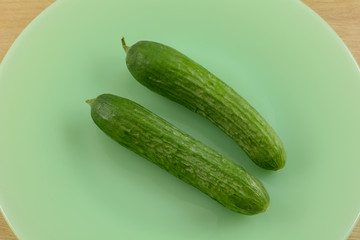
(122, 38), (286, 170)
(87, 94), (269, 215)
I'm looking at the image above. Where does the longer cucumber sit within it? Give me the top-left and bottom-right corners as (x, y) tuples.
(122, 38), (286, 170)
(87, 94), (269, 215)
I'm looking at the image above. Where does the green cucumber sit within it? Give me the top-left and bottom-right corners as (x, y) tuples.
(121, 38), (286, 170)
(87, 94), (269, 215)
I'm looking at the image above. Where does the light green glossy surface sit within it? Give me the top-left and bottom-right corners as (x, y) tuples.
(0, 0), (359, 239)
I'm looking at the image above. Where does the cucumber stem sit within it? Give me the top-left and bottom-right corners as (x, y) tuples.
(121, 37), (129, 53)
(86, 99), (95, 106)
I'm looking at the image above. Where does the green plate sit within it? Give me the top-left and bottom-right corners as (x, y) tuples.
(1, 0), (360, 239)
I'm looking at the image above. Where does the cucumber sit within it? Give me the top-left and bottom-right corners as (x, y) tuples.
(87, 94), (269, 215)
(121, 38), (286, 170)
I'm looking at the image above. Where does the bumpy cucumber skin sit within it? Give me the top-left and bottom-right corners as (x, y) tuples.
(88, 94), (269, 215)
(125, 41), (286, 170)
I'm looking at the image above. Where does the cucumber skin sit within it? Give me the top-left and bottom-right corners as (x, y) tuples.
(125, 41), (286, 170)
(88, 94), (269, 215)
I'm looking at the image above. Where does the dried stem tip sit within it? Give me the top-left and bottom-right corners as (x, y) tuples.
(121, 37), (130, 53)
(86, 99), (95, 106)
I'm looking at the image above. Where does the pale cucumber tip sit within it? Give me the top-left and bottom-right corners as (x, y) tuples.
(263, 202), (270, 212)
(86, 98), (95, 106)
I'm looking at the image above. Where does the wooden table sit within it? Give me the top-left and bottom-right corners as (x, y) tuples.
(0, 0), (359, 239)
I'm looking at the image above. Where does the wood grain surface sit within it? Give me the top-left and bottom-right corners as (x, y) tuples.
(0, 0), (359, 239)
